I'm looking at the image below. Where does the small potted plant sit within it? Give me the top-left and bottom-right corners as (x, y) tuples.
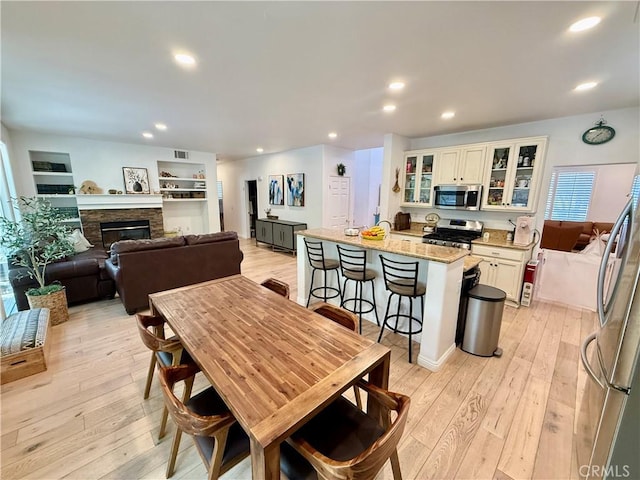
(337, 163), (346, 176)
(0, 197), (75, 325)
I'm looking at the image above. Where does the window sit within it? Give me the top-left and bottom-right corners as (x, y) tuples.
(544, 168), (596, 221)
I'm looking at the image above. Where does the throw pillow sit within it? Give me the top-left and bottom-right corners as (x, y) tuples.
(68, 229), (93, 253)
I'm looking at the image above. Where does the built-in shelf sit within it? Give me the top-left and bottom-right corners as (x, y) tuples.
(37, 194), (77, 198)
(32, 172), (75, 177)
(159, 188), (206, 192)
(76, 194), (163, 210)
(163, 198), (207, 202)
(61, 218), (82, 223)
(159, 177), (207, 182)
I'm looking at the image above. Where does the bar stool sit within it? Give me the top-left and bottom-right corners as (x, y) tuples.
(304, 239), (342, 307)
(336, 245), (379, 333)
(377, 255), (425, 363)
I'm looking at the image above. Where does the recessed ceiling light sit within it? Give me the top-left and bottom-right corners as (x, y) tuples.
(383, 104), (397, 112)
(441, 111), (455, 119)
(256, 147), (264, 153)
(569, 16), (601, 32)
(142, 132), (154, 139)
(328, 132), (338, 139)
(388, 82), (405, 90)
(154, 123), (167, 131)
(174, 53), (196, 66)
(575, 81), (598, 91)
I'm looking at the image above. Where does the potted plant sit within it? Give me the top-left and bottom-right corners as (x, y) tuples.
(0, 197), (75, 325)
(337, 163), (346, 176)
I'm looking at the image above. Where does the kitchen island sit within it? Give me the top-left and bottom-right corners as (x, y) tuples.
(297, 228), (469, 371)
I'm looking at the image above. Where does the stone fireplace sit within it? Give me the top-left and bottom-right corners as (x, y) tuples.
(79, 208), (164, 248)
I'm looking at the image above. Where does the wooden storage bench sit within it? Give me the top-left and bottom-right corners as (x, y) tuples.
(1, 308), (51, 384)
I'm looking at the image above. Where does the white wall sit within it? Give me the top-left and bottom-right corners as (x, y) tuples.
(6, 130), (220, 233)
(384, 107), (639, 232)
(589, 163), (636, 221)
(217, 145), (325, 238)
(354, 147), (383, 227)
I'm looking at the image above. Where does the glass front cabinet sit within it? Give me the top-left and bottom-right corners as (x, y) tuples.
(482, 137), (547, 212)
(402, 151), (435, 206)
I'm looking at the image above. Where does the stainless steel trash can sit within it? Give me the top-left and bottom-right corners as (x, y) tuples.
(462, 284), (506, 357)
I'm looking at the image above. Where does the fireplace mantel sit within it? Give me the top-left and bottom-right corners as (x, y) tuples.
(76, 194), (163, 210)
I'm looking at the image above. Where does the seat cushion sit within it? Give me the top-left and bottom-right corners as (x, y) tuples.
(343, 268), (377, 281)
(156, 347), (193, 367)
(281, 396), (385, 479)
(187, 387), (250, 466)
(310, 259), (339, 270)
(387, 279), (426, 297)
(1, 309), (49, 356)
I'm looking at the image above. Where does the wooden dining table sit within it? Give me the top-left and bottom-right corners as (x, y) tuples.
(149, 274), (391, 480)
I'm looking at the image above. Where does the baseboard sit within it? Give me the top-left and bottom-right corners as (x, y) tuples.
(417, 342), (456, 372)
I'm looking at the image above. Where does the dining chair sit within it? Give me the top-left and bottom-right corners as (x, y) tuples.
(378, 255), (425, 363)
(260, 277), (290, 299)
(159, 363), (251, 480)
(310, 302), (362, 409)
(280, 380), (410, 480)
(135, 313), (195, 439)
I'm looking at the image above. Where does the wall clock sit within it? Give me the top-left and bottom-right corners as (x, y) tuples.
(582, 119), (615, 145)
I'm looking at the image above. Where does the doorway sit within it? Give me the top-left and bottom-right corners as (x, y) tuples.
(247, 180), (258, 238)
(327, 176), (351, 228)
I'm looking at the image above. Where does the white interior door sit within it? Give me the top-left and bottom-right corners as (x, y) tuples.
(327, 176), (351, 228)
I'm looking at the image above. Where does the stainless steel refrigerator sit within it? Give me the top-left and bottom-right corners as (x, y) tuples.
(576, 191), (640, 480)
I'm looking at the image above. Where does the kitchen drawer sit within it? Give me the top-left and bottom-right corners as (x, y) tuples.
(472, 244), (527, 262)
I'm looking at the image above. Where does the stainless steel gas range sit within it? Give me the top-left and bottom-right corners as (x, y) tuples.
(422, 218), (484, 250)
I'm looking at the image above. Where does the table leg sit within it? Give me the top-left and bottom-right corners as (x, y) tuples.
(367, 350), (390, 419)
(251, 438), (280, 480)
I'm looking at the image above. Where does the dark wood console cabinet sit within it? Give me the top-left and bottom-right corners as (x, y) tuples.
(255, 218), (307, 253)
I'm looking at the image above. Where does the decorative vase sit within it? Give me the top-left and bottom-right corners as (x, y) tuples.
(133, 181), (142, 192)
(27, 287), (69, 325)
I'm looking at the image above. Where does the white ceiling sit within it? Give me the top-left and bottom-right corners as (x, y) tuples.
(1, 1), (638, 161)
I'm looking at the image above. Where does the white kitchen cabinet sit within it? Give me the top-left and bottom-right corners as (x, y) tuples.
(482, 137), (547, 212)
(401, 151), (435, 206)
(434, 145), (487, 185)
(472, 243), (533, 305)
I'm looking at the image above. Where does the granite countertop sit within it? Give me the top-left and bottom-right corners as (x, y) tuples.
(464, 255), (482, 272)
(392, 221), (429, 237)
(298, 228), (468, 264)
(472, 228), (535, 250)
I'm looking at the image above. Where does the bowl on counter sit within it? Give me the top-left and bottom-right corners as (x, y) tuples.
(343, 227), (360, 236)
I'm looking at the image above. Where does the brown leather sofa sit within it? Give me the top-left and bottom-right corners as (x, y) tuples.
(9, 248), (116, 311)
(541, 220), (614, 252)
(105, 232), (243, 314)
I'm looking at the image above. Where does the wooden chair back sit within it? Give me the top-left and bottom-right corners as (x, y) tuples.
(291, 380), (410, 480)
(260, 278), (290, 299)
(158, 364), (235, 437)
(311, 302), (357, 332)
(135, 314), (181, 353)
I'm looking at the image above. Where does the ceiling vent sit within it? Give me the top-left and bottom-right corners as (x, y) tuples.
(174, 150), (189, 160)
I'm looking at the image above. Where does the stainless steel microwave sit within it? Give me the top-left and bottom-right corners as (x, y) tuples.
(433, 185), (482, 210)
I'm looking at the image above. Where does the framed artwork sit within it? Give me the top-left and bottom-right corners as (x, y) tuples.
(268, 175), (284, 205)
(286, 173), (305, 207)
(123, 167), (150, 194)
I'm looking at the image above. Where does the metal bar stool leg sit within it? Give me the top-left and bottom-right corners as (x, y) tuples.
(369, 279), (380, 326)
(306, 269), (317, 307)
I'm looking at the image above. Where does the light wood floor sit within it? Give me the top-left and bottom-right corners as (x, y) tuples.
(0, 238), (594, 479)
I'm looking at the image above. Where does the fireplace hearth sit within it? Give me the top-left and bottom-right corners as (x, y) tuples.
(101, 220), (151, 250)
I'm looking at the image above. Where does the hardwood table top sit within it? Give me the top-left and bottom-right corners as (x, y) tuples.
(149, 275), (391, 479)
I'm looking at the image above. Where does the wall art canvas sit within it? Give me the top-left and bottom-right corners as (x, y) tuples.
(123, 167), (150, 194)
(268, 175), (284, 205)
(286, 173), (305, 207)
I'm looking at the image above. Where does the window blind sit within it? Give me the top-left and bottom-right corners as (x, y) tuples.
(632, 175), (640, 207)
(544, 169), (595, 221)
(217, 181), (223, 200)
